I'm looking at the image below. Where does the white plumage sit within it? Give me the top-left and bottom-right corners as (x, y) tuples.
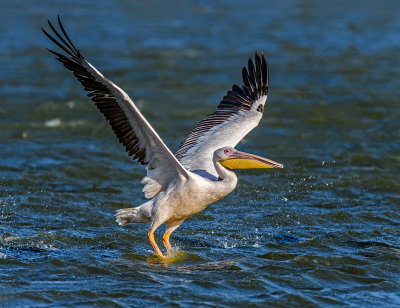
(178, 99), (266, 179)
(43, 17), (282, 258)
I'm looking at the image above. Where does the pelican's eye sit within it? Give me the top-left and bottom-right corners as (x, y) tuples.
(224, 148), (231, 155)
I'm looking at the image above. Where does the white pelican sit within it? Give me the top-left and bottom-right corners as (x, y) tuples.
(42, 17), (283, 257)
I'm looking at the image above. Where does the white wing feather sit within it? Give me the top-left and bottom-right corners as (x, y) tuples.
(178, 99), (265, 178)
(43, 18), (189, 199)
(175, 52), (269, 179)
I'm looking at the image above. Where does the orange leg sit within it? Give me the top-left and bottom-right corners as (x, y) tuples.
(148, 231), (164, 257)
(163, 232), (171, 251)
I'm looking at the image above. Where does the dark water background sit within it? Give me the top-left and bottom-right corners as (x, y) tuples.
(1, 1), (400, 307)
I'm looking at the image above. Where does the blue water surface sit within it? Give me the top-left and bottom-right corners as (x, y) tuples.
(1, 1), (400, 307)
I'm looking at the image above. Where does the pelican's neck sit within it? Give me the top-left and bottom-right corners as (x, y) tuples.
(209, 153), (238, 198)
(213, 154), (237, 183)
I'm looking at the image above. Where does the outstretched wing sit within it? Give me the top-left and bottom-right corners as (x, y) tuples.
(42, 16), (189, 198)
(175, 51), (269, 179)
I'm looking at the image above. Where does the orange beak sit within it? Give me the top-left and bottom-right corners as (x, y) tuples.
(220, 149), (283, 169)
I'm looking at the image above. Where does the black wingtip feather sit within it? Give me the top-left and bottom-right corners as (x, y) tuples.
(254, 51), (262, 97)
(242, 67), (251, 90)
(175, 51), (269, 160)
(57, 15), (81, 57)
(261, 52), (269, 94)
(43, 17), (149, 166)
(247, 58), (257, 96)
(243, 51), (268, 99)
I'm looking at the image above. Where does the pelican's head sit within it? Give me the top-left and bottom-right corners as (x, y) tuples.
(215, 147), (283, 169)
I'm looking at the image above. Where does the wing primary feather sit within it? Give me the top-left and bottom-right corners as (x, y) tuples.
(232, 84), (245, 95)
(247, 58), (258, 98)
(42, 27), (75, 58)
(44, 16), (190, 200)
(255, 51), (262, 97)
(57, 15), (81, 56)
(176, 51), (269, 162)
(46, 20), (77, 57)
(261, 53), (269, 94)
(241, 67), (252, 91)
(43, 20), (138, 159)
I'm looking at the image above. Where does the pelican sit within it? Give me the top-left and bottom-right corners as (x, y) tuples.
(42, 17), (283, 258)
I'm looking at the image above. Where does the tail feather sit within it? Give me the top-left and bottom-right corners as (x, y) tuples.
(115, 204), (151, 226)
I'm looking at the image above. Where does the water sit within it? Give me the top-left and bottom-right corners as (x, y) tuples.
(1, 1), (400, 306)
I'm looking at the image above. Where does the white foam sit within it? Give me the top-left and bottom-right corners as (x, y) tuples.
(45, 118), (62, 127)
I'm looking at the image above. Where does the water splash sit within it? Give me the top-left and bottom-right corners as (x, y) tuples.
(147, 247), (202, 264)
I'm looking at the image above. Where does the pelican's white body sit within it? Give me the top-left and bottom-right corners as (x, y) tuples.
(116, 157), (238, 233)
(43, 19), (274, 256)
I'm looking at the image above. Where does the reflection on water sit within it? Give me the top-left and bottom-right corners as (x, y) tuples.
(1, 0), (400, 306)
